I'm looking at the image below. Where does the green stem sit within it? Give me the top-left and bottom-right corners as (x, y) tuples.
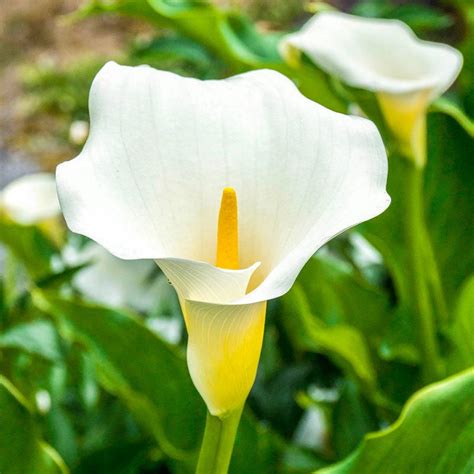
(421, 229), (449, 326)
(196, 407), (243, 474)
(404, 163), (442, 382)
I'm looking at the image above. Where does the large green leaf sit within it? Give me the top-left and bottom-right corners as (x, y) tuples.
(279, 283), (377, 394)
(33, 292), (205, 462)
(294, 255), (391, 337)
(287, 254), (410, 370)
(318, 369), (474, 474)
(0, 376), (68, 474)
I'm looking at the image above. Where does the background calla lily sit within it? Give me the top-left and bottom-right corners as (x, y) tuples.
(0, 172), (65, 245)
(280, 11), (463, 166)
(63, 242), (159, 309)
(1, 172), (178, 336)
(0, 173), (61, 225)
(56, 61), (390, 416)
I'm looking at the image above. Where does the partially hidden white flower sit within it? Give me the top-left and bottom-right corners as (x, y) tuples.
(56, 62), (390, 416)
(0, 172), (170, 323)
(350, 232), (382, 268)
(280, 11), (463, 166)
(62, 242), (161, 312)
(0, 173), (61, 225)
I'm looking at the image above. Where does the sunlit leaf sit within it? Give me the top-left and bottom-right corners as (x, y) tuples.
(318, 369), (474, 474)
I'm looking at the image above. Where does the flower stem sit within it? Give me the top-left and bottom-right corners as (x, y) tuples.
(404, 162), (442, 382)
(421, 229), (449, 326)
(196, 408), (243, 474)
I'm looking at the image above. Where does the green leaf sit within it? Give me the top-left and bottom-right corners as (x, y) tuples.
(294, 255), (391, 337)
(279, 283), (377, 393)
(430, 98), (474, 137)
(447, 276), (474, 373)
(0, 376), (68, 474)
(353, 1), (454, 34)
(129, 35), (223, 79)
(0, 320), (62, 361)
(0, 218), (57, 279)
(317, 369), (474, 474)
(33, 291), (205, 462)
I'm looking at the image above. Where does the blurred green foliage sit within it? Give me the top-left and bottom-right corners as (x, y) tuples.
(1, 0), (473, 473)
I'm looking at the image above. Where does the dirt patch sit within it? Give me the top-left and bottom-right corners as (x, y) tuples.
(0, 0), (151, 170)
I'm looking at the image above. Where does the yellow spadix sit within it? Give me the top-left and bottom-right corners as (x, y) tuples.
(216, 187), (239, 270)
(183, 188), (266, 417)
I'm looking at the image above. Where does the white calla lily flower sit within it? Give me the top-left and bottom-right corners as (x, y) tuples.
(56, 62), (390, 416)
(280, 11), (463, 166)
(0, 173), (61, 225)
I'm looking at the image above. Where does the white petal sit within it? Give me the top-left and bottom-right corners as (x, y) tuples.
(57, 62), (389, 304)
(281, 11), (463, 99)
(157, 258), (260, 304)
(1, 173), (61, 225)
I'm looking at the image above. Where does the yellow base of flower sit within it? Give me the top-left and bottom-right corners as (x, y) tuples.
(184, 300), (266, 417)
(377, 91), (428, 168)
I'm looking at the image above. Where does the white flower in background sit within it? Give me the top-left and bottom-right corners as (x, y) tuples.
(63, 242), (160, 311)
(350, 232), (382, 268)
(0, 173), (61, 225)
(280, 11), (463, 166)
(69, 120), (90, 146)
(0, 172), (175, 331)
(56, 62), (390, 416)
(146, 315), (182, 345)
(64, 242), (182, 342)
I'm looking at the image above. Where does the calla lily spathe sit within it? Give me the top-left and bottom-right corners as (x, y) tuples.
(280, 11), (463, 165)
(56, 62), (390, 416)
(0, 173), (61, 225)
